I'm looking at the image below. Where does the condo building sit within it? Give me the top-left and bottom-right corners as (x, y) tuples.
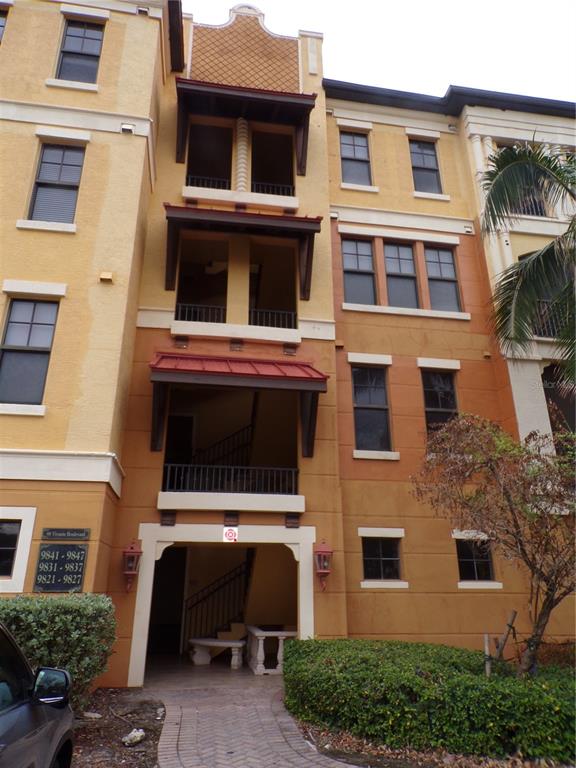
(0, 1), (573, 687)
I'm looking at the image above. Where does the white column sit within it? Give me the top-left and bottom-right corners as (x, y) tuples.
(236, 118), (249, 192)
(470, 134), (486, 204)
(497, 231), (514, 272)
(481, 135), (495, 163)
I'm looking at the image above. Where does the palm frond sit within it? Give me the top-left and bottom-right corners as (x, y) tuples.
(492, 227), (575, 383)
(482, 144), (576, 234)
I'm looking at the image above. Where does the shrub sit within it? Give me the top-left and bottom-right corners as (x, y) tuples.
(0, 593), (116, 708)
(284, 639), (575, 762)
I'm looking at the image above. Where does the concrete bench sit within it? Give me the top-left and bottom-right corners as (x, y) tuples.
(189, 638), (246, 670)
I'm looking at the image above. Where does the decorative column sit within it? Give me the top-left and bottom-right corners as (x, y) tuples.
(481, 135), (495, 163)
(470, 134), (486, 205)
(236, 118), (249, 192)
(497, 230), (514, 272)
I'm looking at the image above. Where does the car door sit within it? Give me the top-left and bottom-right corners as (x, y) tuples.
(0, 629), (50, 768)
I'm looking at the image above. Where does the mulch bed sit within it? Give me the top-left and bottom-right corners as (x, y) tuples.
(299, 723), (563, 768)
(73, 688), (165, 768)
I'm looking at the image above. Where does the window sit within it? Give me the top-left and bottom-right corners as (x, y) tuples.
(362, 537), (401, 580)
(57, 20), (103, 83)
(409, 140), (442, 193)
(425, 247), (460, 311)
(0, 521), (21, 578)
(422, 370), (457, 432)
(29, 145), (85, 223)
(0, 10), (8, 43)
(342, 240), (376, 304)
(456, 539), (493, 581)
(385, 243), (419, 308)
(352, 366), (391, 450)
(340, 132), (371, 185)
(0, 301), (58, 405)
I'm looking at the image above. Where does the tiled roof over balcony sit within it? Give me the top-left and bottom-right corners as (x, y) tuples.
(191, 9), (300, 93)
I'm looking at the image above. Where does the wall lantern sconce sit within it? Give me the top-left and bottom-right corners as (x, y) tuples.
(122, 540), (143, 592)
(313, 540), (333, 591)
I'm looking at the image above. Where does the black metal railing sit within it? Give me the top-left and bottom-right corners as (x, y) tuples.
(175, 303), (226, 323)
(163, 464), (298, 494)
(186, 175), (231, 190)
(191, 425), (253, 467)
(511, 195), (549, 217)
(533, 300), (564, 338)
(185, 560), (251, 639)
(249, 308), (297, 329)
(251, 181), (295, 196)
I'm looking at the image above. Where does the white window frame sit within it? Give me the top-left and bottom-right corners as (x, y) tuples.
(451, 529), (503, 589)
(359, 527), (409, 589)
(0, 507), (36, 593)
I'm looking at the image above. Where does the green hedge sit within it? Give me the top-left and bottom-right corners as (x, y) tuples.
(284, 639), (575, 762)
(0, 593), (116, 707)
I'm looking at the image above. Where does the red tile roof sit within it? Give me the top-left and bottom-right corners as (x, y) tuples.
(149, 352), (328, 389)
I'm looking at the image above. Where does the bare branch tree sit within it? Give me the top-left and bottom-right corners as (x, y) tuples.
(412, 414), (575, 674)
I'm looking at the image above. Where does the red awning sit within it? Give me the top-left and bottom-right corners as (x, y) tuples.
(149, 353), (327, 457)
(150, 352), (327, 391)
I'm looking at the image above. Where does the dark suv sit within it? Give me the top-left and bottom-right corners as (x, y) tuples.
(0, 622), (73, 768)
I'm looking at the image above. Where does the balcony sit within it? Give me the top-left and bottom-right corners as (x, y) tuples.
(163, 465), (298, 494)
(511, 194), (550, 218)
(249, 308), (296, 329)
(175, 303), (226, 324)
(251, 181), (295, 196)
(149, 360), (327, 513)
(533, 299), (564, 339)
(186, 175), (231, 190)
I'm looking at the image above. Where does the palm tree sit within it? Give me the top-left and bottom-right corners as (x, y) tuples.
(481, 143), (575, 389)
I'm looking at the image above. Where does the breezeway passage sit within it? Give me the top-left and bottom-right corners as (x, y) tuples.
(146, 664), (347, 768)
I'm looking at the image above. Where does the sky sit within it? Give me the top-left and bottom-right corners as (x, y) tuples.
(181, 0), (576, 103)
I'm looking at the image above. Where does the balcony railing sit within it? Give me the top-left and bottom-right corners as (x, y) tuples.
(251, 181), (295, 196)
(511, 196), (549, 217)
(186, 175), (231, 190)
(249, 308), (297, 329)
(163, 464), (298, 494)
(175, 304), (226, 323)
(533, 300), (564, 338)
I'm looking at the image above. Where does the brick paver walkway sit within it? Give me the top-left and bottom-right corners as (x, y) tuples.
(145, 662), (347, 767)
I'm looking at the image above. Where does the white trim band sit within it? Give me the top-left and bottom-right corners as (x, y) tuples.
(336, 117), (373, 131)
(348, 352), (392, 366)
(413, 192), (451, 202)
(332, 204), (475, 236)
(171, 320), (301, 345)
(343, 303), (471, 321)
(16, 220), (76, 233)
(3, 280), (67, 298)
(353, 450), (400, 461)
(181, 186), (298, 211)
(452, 529), (488, 540)
(157, 492), (305, 513)
(358, 527), (405, 538)
(0, 450), (124, 496)
(60, 3), (110, 20)
(458, 581), (503, 590)
(45, 79), (99, 93)
(361, 580), (409, 589)
(417, 357), (461, 370)
(405, 127), (440, 140)
(0, 404), (46, 416)
(338, 223), (460, 244)
(340, 183), (380, 193)
(35, 125), (91, 143)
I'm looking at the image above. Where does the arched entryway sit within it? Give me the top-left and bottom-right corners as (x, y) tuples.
(127, 523), (316, 686)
